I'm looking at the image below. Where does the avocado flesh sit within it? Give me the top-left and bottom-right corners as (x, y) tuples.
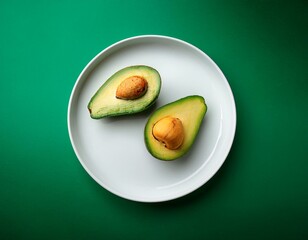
(88, 65), (161, 118)
(144, 95), (207, 160)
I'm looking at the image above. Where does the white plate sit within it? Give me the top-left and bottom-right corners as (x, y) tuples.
(67, 35), (236, 202)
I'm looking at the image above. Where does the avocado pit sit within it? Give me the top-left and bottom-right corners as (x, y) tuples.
(116, 76), (148, 100)
(152, 116), (184, 150)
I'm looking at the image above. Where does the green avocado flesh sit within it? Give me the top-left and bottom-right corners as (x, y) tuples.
(144, 95), (207, 161)
(88, 65), (161, 118)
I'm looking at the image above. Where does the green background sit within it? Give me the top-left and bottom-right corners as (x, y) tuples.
(1, 0), (307, 239)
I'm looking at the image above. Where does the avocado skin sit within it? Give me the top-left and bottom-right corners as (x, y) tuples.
(144, 95), (207, 161)
(88, 65), (161, 119)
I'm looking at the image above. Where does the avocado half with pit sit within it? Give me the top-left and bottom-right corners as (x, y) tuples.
(144, 95), (207, 160)
(88, 65), (161, 118)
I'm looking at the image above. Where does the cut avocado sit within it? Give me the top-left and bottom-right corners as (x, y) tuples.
(144, 95), (207, 160)
(88, 65), (161, 118)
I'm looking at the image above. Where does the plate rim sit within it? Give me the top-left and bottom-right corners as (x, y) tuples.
(67, 34), (237, 202)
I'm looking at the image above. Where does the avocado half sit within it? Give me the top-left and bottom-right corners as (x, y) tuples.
(144, 95), (207, 160)
(88, 65), (161, 118)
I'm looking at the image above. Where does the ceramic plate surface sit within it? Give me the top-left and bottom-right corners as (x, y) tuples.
(67, 35), (236, 202)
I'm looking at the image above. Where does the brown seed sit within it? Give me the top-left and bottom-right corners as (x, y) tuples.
(116, 76), (148, 100)
(152, 116), (184, 150)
